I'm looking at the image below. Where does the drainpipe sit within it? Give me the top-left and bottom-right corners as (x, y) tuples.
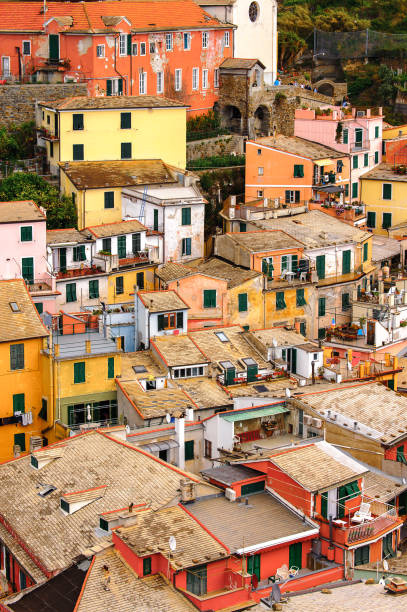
(16, 46), (22, 81)
(129, 33), (132, 95)
(114, 34), (127, 95)
(263, 274), (266, 328)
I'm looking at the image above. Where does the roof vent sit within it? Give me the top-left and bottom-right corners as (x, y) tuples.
(60, 485), (107, 515)
(38, 484), (56, 498)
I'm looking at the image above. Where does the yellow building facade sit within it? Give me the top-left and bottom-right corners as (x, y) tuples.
(38, 96), (187, 175)
(360, 164), (407, 235)
(108, 266), (156, 304)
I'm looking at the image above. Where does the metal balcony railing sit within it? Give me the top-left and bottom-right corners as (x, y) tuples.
(346, 508), (398, 544)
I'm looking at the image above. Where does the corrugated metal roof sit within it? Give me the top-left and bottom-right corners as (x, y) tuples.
(222, 404), (287, 422)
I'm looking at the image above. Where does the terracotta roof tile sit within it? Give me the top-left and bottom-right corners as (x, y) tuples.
(41, 95), (187, 111)
(0, 200), (45, 223)
(86, 219), (146, 238)
(0, 279), (48, 343)
(138, 290), (189, 312)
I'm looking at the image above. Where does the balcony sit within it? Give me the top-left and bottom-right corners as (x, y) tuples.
(26, 277), (57, 295)
(345, 507), (400, 545)
(228, 199), (308, 222)
(309, 201), (366, 226)
(118, 250), (152, 267)
(350, 138), (370, 153)
(56, 265), (102, 280)
(37, 127), (59, 141)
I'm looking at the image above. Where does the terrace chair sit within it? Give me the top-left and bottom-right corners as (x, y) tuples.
(275, 564), (289, 581)
(289, 566), (299, 577)
(351, 502), (372, 524)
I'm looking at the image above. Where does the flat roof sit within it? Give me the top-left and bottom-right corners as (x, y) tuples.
(59, 159), (177, 190)
(188, 492), (317, 552)
(0, 200), (45, 224)
(52, 331), (120, 359)
(253, 135), (345, 161)
(40, 95), (187, 111)
(224, 230), (304, 252)
(138, 290), (189, 313)
(201, 464), (264, 485)
(270, 441), (367, 493)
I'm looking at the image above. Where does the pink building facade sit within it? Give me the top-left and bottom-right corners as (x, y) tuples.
(295, 107), (383, 202)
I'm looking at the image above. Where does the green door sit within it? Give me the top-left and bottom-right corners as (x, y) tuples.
(247, 554), (261, 581)
(289, 542), (302, 569)
(49, 34), (59, 61)
(117, 235), (126, 258)
(154, 209), (159, 231)
(291, 348), (297, 374)
(355, 128), (363, 146)
(342, 250), (351, 274)
(316, 255), (325, 279)
(22, 257), (34, 284)
(247, 364), (258, 382)
(225, 367), (236, 386)
(59, 248), (67, 272)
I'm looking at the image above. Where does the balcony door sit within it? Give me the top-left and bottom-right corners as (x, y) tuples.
(49, 35), (59, 61)
(355, 128), (363, 148)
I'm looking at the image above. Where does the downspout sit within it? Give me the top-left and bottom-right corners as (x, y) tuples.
(82, 189), (86, 231)
(114, 34), (127, 95)
(263, 274), (266, 328)
(16, 46), (22, 80)
(129, 33), (132, 95)
(48, 332), (54, 432)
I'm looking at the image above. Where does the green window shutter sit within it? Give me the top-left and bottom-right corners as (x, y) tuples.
(352, 182), (358, 199)
(73, 246), (79, 262)
(296, 289), (306, 307)
(343, 129), (348, 144)
(176, 311), (184, 328)
(364, 153), (368, 167)
(13, 393), (25, 414)
(382, 212), (392, 229)
(354, 545), (369, 566)
(89, 279), (99, 299)
(342, 292), (350, 311)
(262, 259), (268, 275)
(374, 151), (379, 164)
(127, 34), (132, 56)
(49, 34), (59, 61)
(247, 363), (258, 382)
(104, 191), (114, 209)
(239, 222), (247, 232)
(22, 257), (34, 284)
(154, 209), (159, 231)
(337, 160), (343, 173)
(14, 433), (26, 452)
(182, 238), (191, 255)
(291, 254), (298, 271)
(79, 245), (86, 261)
(285, 190), (290, 203)
(241, 481), (265, 495)
(10, 344), (24, 370)
(118, 79), (123, 95)
(321, 492), (328, 519)
(136, 271), (144, 290)
(20, 226), (32, 242)
(367, 211), (376, 228)
(116, 276), (124, 295)
(316, 255), (325, 279)
(238, 293), (248, 312)
(342, 249), (351, 274)
(345, 183), (349, 196)
(132, 233), (141, 253)
(203, 289), (216, 308)
(106, 80), (112, 96)
(353, 155), (358, 169)
(73, 144), (84, 161)
(318, 297), (326, 317)
(300, 322), (306, 336)
(157, 314), (165, 331)
(39, 398), (48, 421)
(181, 207), (191, 225)
(185, 440), (194, 461)
(72, 114), (83, 130)
(383, 184), (392, 200)
(66, 283), (77, 303)
(143, 557), (152, 576)
(397, 445), (407, 464)
(121, 142), (132, 159)
(118, 235), (126, 258)
(288, 542), (302, 570)
(120, 112), (131, 129)
(318, 327), (326, 340)
(276, 291), (286, 310)
(74, 361), (85, 384)
(294, 164), (304, 178)
(363, 242), (368, 262)
(375, 126), (379, 138)
(337, 484), (347, 518)
(35, 302), (43, 314)
(102, 238), (111, 253)
(281, 255), (288, 271)
(108, 357), (114, 379)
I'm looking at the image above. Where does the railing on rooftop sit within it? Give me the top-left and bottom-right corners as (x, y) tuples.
(67, 415), (120, 433)
(229, 199), (307, 220)
(346, 507), (398, 545)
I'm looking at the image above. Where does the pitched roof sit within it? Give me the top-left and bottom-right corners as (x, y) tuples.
(224, 230), (304, 252)
(0, 279), (48, 343)
(86, 219), (146, 238)
(248, 327), (307, 348)
(360, 163), (407, 183)
(220, 58), (265, 70)
(118, 382), (195, 419)
(75, 549), (195, 612)
(0, 200), (45, 223)
(116, 505), (228, 569)
(40, 95), (187, 111)
(138, 290), (189, 312)
(46, 228), (90, 245)
(0, 431), (205, 576)
(251, 210), (370, 248)
(1, 1), (227, 34)
(152, 334), (208, 366)
(253, 135), (345, 160)
(269, 441), (367, 493)
(363, 469), (407, 504)
(59, 159), (177, 190)
(155, 262), (196, 283)
(174, 376), (232, 409)
(297, 382), (407, 445)
(197, 257), (262, 288)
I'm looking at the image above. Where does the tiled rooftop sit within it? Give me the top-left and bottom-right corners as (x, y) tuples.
(118, 382), (194, 419)
(360, 163), (407, 182)
(174, 377), (232, 409)
(152, 334), (208, 366)
(120, 351), (166, 381)
(0, 200), (45, 223)
(41, 95), (187, 111)
(46, 228), (91, 245)
(138, 290), (189, 313)
(197, 257), (262, 288)
(87, 219), (146, 238)
(220, 58), (264, 69)
(224, 230), (304, 252)
(248, 327), (307, 347)
(155, 262), (196, 283)
(0, 279), (48, 343)
(255, 135), (345, 160)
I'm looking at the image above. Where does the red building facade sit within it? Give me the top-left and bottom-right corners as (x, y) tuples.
(0, 1), (233, 116)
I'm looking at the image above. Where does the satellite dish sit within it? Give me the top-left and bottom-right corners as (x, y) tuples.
(383, 559), (389, 571)
(169, 536), (177, 552)
(165, 413), (171, 423)
(285, 388), (291, 398)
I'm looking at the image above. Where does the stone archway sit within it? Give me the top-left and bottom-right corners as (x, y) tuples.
(317, 82), (334, 97)
(253, 105), (271, 136)
(221, 105), (243, 134)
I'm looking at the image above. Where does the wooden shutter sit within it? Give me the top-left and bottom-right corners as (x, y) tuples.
(367, 211), (375, 228)
(49, 34), (59, 61)
(127, 34), (132, 56)
(296, 289), (306, 307)
(73, 114), (83, 130)
(203, 290), (216, 308)
(20, 226), (32, 242)
(74, 362), (85, 383)
(108, 357), (114, 379)
(157, 314), (165, 331)
(342, 249), (351, 274)
(383, 184), (392, 200)
(120, 112), (131, 129)
(136, 271), (144, 290)
(238, 293), (248, 312)
(382, 212), (392, 228)
(73, 144), (84, 160)
(321, 492), (328, 518)
(118, 236), (126, 258)
(316, 255), (325, 279)
(363, 242), (368, 261)
(318, 297), (326, 317)
(116, 276), (124, 294)
(182, 207), (191, 225)
(106, 80), (112, 96)
(132, 233), (141, 253)
(121, 142), (131, 159)
(22, 257), (34, 283)
(185, 440), (194, 461)
(13, 393), (25, 414)
(276, 291), (286, 310)
(288, 542), (302, 570)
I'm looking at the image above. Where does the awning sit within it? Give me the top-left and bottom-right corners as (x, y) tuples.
(314, 185), (344, 193)
(221, 405), (288, 422)
(139, 439), (179, 453)
(314, 158), (333, 166)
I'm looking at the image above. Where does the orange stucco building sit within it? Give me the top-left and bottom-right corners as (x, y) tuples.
(0, 1), (233, 115)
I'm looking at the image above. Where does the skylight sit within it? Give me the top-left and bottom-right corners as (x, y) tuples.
(38, 484), (56, 497)
(215, 332), (229, 342)
(9, 302), (20, 312)
(133, 365), (147, 373)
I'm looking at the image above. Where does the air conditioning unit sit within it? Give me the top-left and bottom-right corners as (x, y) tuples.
(30, 436), (43, 452)
(225, 487), (236, 502)
(312, 418), (322, 428)
(303, 415), (313, 425)
(356, 111), (365, 117)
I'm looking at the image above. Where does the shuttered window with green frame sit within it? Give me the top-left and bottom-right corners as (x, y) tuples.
(89, 279), (99, 299)
(342, 249), (351, 274)
(203, 289), (216, 308)
(397, 445), (407, 464)
(296, 288), (306, 307)
(20, 226), (32, 242)
(382, 212), (392, 229)
(74, 362), (85, 384)
(120, 112), (131, 129)
(320, 492), (328, 519)
(66, 282), (76, 303)
(185, 440), (194, 461)
(342, 292), (350, 311)
(72, 144), (84, 161)
(238, 293), (248, 312)
(316, 255), (325, 279)
(363, 242), (368, 262)
(293, 164), (304, 178)
(367, 211), (376, 228)
(73, 245), (86, 262)
(72, 113), (84, 130)
(354, 545), (369, 566)
(143, 557), (152, 576)
(318, 297), (326, 317)
(181, 207), (191, 225)
(276, 291), (286, 310)
(104, 191), (114, 209)
(13, 393), (25, 414)
(107, 357), (114, 379)
(262, 257), (273, 279)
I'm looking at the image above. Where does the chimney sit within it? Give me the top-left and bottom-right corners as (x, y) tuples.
(180, 478), (197, 503)
(185, 407), (194, 421)
(85, 339), (91, 353)
(175, 418), (185, 469)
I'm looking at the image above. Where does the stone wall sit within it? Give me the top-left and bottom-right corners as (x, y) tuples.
(0, 83), (87, 126)
(186, 134), (244, 161)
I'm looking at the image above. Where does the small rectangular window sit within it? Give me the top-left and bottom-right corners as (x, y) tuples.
(102, 238), (111, 253)
(20, 226), (32, 242)
(73, 113), (84, 131)
(364, 153), (368, 167)
(181, 207), (191, 225)
(50, 141), (54, 157)
(257, 149), (262, 155)
(35, 302), (43, 314)
(382, 212), (392, 229)
(224, 31), (230, 47)
(202, 69), (208, 89)
(203, 289), (216, 308)
(73, 144), (84, 161)
(183, 32), (191, 50)
(108, 357), (115, 379)
(318, 297), (326, 317)
(22, 41), (31, 56)
(192, 67), (199, 90)
(375, 125), (379, 138)
(293, 164), (304, 178)
(367, 211), (376, 228)
(363, 242), (368, 262)
(140, 42), (146, 56)
(89, 279), (99, 299)
(120, 112), (131, 129)
(352, 182), (358, 199)
(149, 42), (155, 54)
(353, 155), (358, 169)
(258, 167), (264, 176)
(175, 69), (182, 91)
(139, 71), (146, 95)
(375, 151), (379, 164)
(276, 291), (286, 311)
(104, 191), (114, 209)
(166, 33), (173, 51)
(182, 237), (191, 256)
(66, 282), (77, 303)
(73, 245), (86, 262)
(238, 293), (248, 312)
(121, 142), (132, 159)
(136, 271), (144, 290)
(257, 190), (263, 198)
(185, 440), (194, 461)
(96, 44), (105, 58)
(132, 42), (138, 56)
(116, 276), (124, 295)
(13, 393), (25, 414)
(74, 361), (85, 384)
(14, 433), (25, 452)
(343, 129), (348, 144)
(143, 557), (152, 576)
(119, 33), (127, 56)
(157, 71), (164, 94)
(214, 68), (219, 88)
(382, 183), (392, 200)
(342, 292), (350, 311)
(296, 288), (306, 307)
(202, 31), (209, 49)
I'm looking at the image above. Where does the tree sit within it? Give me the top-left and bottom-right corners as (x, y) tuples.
(314, 8), (370, 31)
(0, 121), (36, 162)
(378, 64), (397, 105)
(0, 173), (77, 229)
